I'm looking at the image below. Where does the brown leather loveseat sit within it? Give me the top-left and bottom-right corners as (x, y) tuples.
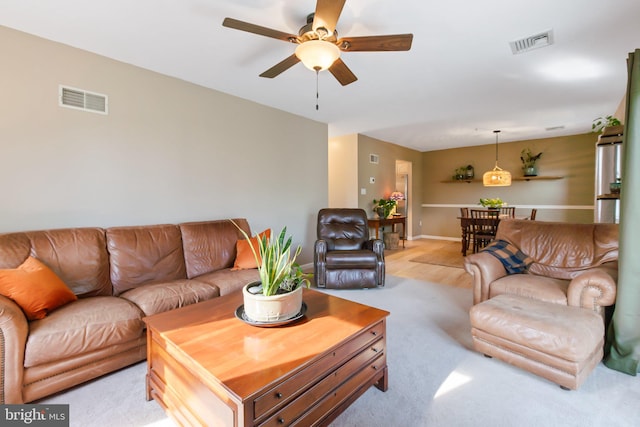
(0, 219), (259, 404)
(464, 219), (619, 315)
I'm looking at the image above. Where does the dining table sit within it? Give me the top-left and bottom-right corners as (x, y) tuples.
(458, 210), (529, 256)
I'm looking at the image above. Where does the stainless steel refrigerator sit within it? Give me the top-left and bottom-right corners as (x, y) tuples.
(594, 129), (623, 223)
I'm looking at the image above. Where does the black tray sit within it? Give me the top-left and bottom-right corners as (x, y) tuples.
(235, 302), (307, 327)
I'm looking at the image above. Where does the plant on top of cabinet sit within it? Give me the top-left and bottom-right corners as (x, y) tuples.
(592, 115), (621, 134)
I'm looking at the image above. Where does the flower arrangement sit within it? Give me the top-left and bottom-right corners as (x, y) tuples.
(231, 221), (310, 296)
(373, 198), (397, 218)
(479, 198), (504, 209)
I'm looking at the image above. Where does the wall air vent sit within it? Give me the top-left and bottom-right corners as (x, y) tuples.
(369, 153), (379, 164)
(59, 85), (108, 114)
(509, 29), (554, 55)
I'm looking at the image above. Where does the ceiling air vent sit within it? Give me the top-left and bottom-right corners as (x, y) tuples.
(509, 29), (554, 55)
(59, 85), (108, 114)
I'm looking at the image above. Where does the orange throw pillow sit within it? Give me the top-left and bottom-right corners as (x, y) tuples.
(232, 229), (271, 270)
(0, 256), (77, 320)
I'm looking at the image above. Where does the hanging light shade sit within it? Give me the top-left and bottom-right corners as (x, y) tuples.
(483, 130), (512, 187)
(295, 40), (340, 71)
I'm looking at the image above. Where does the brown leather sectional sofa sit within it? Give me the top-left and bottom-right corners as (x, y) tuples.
(0, 218), (259, 404)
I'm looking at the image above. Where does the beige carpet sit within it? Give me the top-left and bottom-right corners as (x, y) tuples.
(39, 276), (640, 426)
(409, 240), (465, 268)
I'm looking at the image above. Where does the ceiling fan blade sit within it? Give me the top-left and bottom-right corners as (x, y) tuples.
(223, 17), (298, 43)
(329, 58), (358, 86)
(338, 34), (414, 51)
(313, 0), (346, 33)
(259, 54), (301, 78)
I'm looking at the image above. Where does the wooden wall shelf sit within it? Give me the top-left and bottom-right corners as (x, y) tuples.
(513, 176), (563, 181)
(597, 194), (620, 200)
(441, 176), (563, 183)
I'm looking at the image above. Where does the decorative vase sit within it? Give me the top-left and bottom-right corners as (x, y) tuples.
(376, 207), (386, 218)
(609, 178), (621, 194)
(524, 166), (538, 177)
(242, 282), (303, 322)
(465, 165), (474, 179)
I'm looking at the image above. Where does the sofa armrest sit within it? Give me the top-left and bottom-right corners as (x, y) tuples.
(364, 239), (385, 257)
(0, 295), (29, 403)
(463, 252), (508, 305)
(567, 266), (617, 314)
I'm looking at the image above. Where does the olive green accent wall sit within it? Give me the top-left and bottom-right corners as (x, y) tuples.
(421, 133), (597, 238)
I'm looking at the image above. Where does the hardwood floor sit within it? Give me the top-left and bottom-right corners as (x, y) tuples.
(384, 238), (472, 288)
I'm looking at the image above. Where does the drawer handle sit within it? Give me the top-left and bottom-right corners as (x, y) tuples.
(371, 347), (379, 353)
(372, 365), (378, 370)
(278, 417), (285, 424)
(275, 392), (283, 399)
(371, 331), (377, 336)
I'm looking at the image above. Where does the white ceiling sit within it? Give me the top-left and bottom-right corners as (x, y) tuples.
(2, 0), (639, 151)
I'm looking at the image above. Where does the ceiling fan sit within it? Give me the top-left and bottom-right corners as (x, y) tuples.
(222, 0), (413, 86)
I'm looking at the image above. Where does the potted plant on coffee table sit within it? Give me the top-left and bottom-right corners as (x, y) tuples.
(231, 220), (310, 324)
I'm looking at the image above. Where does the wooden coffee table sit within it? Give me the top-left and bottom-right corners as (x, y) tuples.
(143, 288), (389, 426)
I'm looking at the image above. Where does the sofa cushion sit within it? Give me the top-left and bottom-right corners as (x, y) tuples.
(0, 256), (78, 320)
(495, 220), (619, 280)
(326, 251), (378, 269)
(27, 228), (113, 298)
(107, 224), (187, 295)
(489, 274), (569, 305)
(119, 280), (220, 316)
(232, 229), (270, 270)
(180, 219), (251, 278)
(24, 296), (144, 367)
(193, 268), (260, 296)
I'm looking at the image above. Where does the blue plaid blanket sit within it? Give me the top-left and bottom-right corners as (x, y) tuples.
(481, 239), (533, 274)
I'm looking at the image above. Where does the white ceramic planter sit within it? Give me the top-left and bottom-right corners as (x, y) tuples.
(242, 282), (303, 322)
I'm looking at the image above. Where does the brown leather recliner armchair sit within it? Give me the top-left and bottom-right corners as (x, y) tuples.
(314, 208), (385, 289)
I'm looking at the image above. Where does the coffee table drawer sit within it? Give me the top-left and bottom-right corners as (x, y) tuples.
(258, 339), (385, 427)
(254, 320), (385, 420)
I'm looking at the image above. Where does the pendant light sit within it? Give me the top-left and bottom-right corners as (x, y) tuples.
(482, 130), (512, 187)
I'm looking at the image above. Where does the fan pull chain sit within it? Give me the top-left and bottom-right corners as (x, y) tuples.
(315, 67), (320, 111)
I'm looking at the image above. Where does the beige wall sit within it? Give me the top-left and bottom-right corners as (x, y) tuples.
(357, 135), (423, 238)
(328, 134), (358, 208)
(421, 133), (597, 238)
(0, 26), (327, 262)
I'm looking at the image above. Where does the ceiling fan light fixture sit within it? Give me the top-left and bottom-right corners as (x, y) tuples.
(483, 130), (512, 187)
(295, 40), (340, 71)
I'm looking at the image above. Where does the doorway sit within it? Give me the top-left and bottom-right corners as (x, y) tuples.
(395, 160), (412, 240)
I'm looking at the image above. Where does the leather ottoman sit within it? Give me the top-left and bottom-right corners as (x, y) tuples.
(470, 294), (604, 390)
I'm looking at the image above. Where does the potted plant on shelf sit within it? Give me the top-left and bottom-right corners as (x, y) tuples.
(520, 148), (543, 176)
(479, 197), (504, 209)
(592, 115), (622, 135)
(231, 220), (310, 323)
(373, 198), (397, 219)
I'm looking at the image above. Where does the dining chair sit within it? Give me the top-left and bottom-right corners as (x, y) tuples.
(530, 208), (538, 220)
(500, 206), (516, 218)
(470, 209), (500, 253)
(460, 207), (471, 255)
